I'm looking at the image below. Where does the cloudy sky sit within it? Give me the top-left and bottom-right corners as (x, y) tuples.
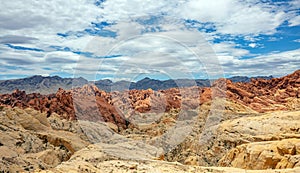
(0, 0), (299, 81)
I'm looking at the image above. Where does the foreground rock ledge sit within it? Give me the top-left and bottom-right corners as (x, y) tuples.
(36, 160), (300, 173)
(219, 139), (300, 169)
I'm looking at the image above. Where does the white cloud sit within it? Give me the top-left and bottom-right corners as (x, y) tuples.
(249, 43), (257, 48)
(289, 0), (300, 10)
(212, 42), (249, 57)
(0, 0), (103, 58)
(107, 21), (145, 40)
(98, 0), (291, 36)
(289, 15), (300, 26)
(98, 0), (178, 21)
(294, 39), (300, 43)
(180, 0), (235, 23)
(70, 29), (224, 80)
(179, 0), (287, 35)
(220, 49), (300, 77)
(0, 0), (101, 33)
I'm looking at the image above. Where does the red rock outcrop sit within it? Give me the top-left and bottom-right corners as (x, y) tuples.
(72, 85), (130, 129)
(111, 87), (200, 116)
(223, 70), (300, 112)
(0, 86), (129, 130)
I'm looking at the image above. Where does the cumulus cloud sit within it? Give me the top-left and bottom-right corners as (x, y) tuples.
(289, 0), (300, 10)
(98, 0), (179, 21)
(179, 0), (287, 35)
(71, 30), (220, 80)
(212, 42), (249, 57)
(0, 0), (101, 33)
(0, 0), (102, 55)
(220, 49), (300, 77)
(248, 43), (257, 48)
(289, 16), (300, 26)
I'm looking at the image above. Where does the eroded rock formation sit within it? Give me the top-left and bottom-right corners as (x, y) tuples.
(219, 138), (300, 169)
(0, 107), (89, 172)
(224, 70), (300, 112)
(0, 70), (299, 172)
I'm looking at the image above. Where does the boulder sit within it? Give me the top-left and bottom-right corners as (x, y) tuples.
(219, 139), (300, 169)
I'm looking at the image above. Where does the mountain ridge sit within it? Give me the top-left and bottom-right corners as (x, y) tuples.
(0, 74), (274, 94)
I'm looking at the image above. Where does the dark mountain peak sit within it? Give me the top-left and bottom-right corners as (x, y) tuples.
(0, 75), (88, 94)
(51, 75), (62, 80)
(28, 75), (44, 79)
(229, 75), (273, 83)
(95, 79), (113, 84)
(254, 75), (273, 79)
(138, 77), (162, 83)
(140, 77), (151, 81)
(76, 76), (87, 80)
(26, 75), (63, 83)
(21, 75), (46, 84)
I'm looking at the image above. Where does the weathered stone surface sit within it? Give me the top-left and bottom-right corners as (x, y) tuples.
(35, 160), (300, 173)
(34, 140), (300, 173)
(165, 110), (300, 168)
(219, 139), (300, 169)
(0, 107), (89, 172)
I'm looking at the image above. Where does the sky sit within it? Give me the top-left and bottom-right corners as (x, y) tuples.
(0, 0), (299, 81)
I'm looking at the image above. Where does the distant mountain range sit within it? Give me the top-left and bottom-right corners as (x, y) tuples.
(0, 75), (273, 94)
(0, 76), (88, 94)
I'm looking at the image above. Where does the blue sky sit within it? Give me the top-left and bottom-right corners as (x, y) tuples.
(0, 0), (299, 81)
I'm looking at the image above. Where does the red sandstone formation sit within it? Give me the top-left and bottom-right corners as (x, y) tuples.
(0, 70), (299, 127)
(0, 86), (129, 130)
(72, 85), (130, 129)
(223, 70), (300, 112)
